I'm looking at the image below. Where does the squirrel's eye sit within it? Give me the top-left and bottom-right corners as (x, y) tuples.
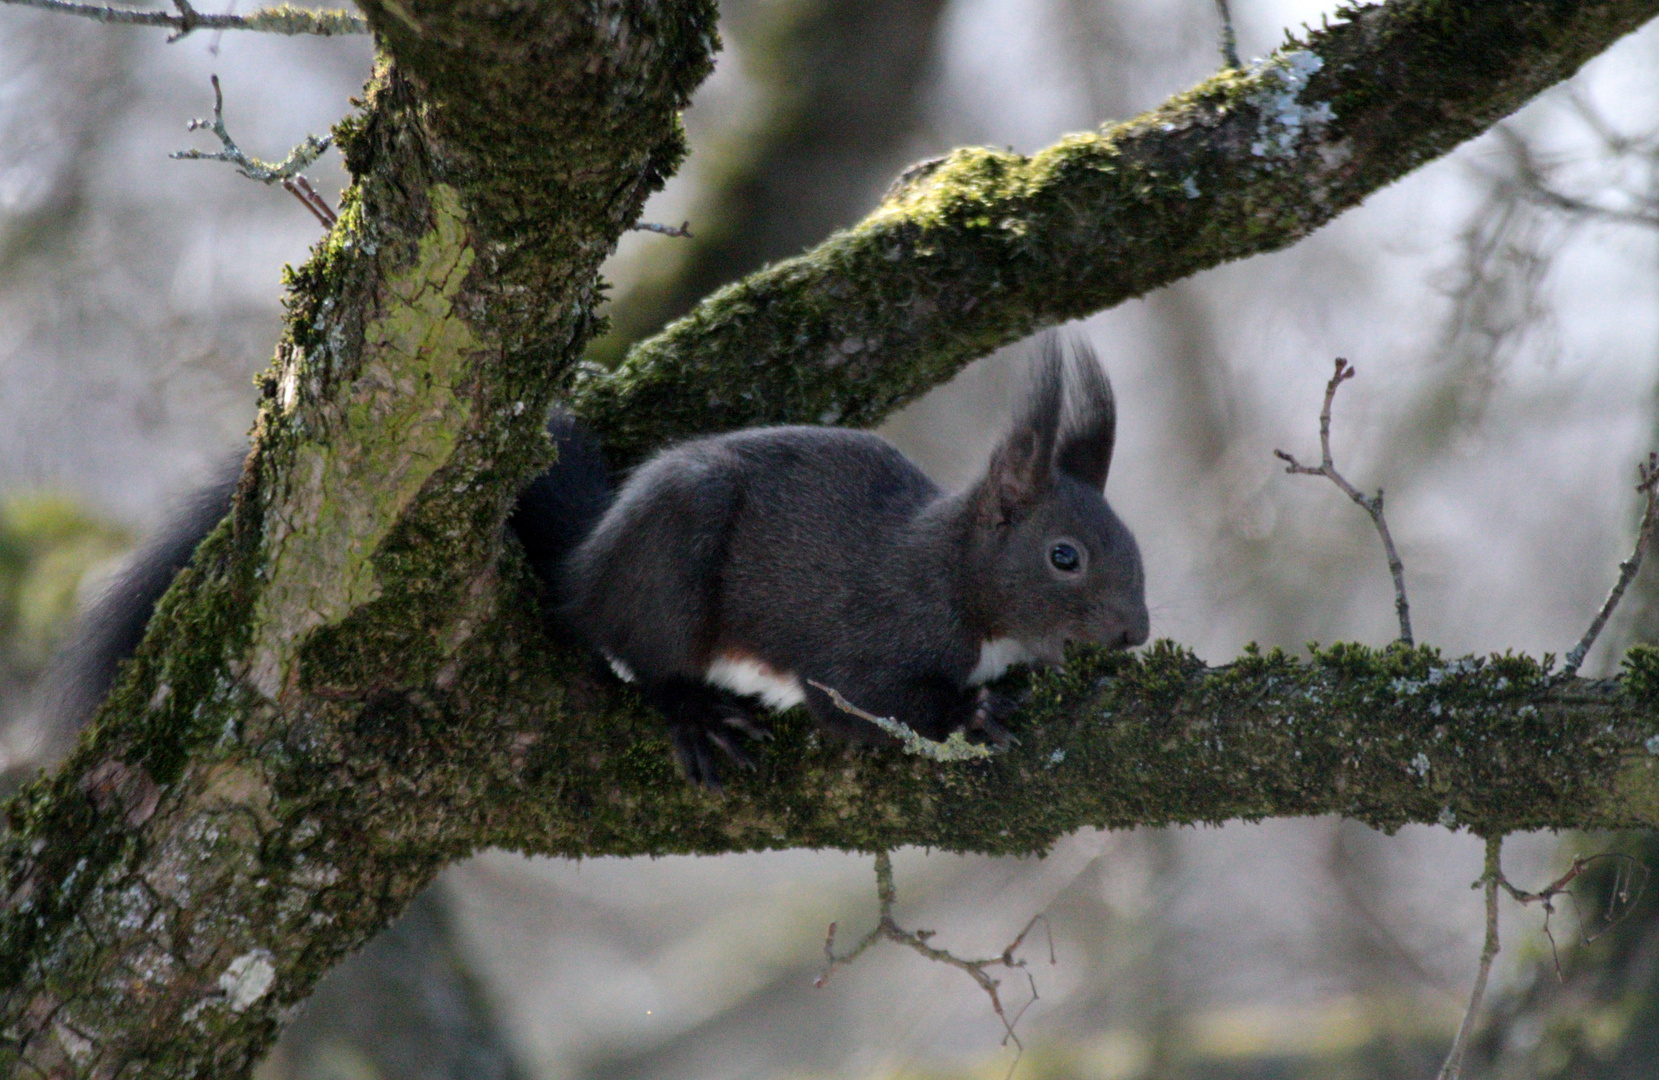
(1048, 542), (1081, 572)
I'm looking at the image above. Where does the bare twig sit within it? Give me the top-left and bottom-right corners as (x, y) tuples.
(1275, 358), (1413, 645)
(1496, 851), (1648, 966)
(1437, 834), (1503, 1080)
(1562, 453), (1659, 677)
(0, 0), (366, 36)
(1436, 838), (1648, 1080)
(630, 220), (693, 238)
(806, 680), (998, 762)
(817, 851), (1053, 1077)
(171, 76), (337, 226)
(283, 175), (338, 228)
(1213, 0), (1241, 69)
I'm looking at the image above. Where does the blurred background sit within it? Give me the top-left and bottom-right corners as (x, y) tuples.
(2, 0), (1659, 1077)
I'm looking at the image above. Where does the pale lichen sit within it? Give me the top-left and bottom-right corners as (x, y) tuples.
(218, 950), (277, 1012)
(1247, 50), (1335, 161)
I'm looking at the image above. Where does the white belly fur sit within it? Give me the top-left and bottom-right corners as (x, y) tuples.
(603, 652), (638, 683)
(967, 637), (1039, 686)
(616, 641), (1028, 709)
(705, 655), (806, 710)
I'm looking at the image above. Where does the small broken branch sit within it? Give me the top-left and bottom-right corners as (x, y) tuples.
(1562, 452), (1659, 677)
(629, 220), (693, 238)
(0, 0), (366, 36)
(283, 175), (339, 228)
(817, 850), (1053, 1076)
(1214, 0), (1241, 69)
(1275, 358), (1413, 645)
(806, 680), (996, 762)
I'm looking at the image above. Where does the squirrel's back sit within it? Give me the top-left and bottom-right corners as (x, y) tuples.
(558, 426), (956, 688)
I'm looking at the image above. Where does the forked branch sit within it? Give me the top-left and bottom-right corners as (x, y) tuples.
(817, 851), (1053, 1075)
(1435, 837), (1647, 1080)
(170, 75), (337, 226)
(1275, 358), (1413, 645)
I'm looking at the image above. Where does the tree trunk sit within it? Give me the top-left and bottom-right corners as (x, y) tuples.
(4, 2), (1659, 1077)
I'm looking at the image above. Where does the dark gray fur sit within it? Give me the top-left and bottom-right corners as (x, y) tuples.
(45, 336), (1147, 790)
(559, 333), (1148, 783)
(45, 461), (244, 734)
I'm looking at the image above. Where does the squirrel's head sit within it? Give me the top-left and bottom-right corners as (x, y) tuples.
(965, 334), (1148, 660)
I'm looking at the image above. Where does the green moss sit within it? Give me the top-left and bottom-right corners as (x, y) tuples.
(251, 184), (479, 698)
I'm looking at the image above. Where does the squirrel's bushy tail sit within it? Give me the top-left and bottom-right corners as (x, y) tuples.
(46, 414), (612, 735)
(507, 412), (615, 626)
(46, 459), (243, 734)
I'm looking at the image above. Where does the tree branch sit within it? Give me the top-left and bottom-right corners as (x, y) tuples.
(1276, 358), (1414, 645)
(573, 0), (1659, 468)
(0, 0), (367, 37)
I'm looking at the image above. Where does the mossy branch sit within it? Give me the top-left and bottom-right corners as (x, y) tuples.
(574, 0), (1659, 467)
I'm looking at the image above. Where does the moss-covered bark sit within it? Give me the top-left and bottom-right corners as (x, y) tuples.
(575, 0), (1659, 468)
(3, 1), (1659, 1078)
(0, 1), (717, 1075)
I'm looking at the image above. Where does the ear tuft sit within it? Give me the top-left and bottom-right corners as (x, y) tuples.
(974, 335), (1063, 525)
(1055, 336), (1115, 490)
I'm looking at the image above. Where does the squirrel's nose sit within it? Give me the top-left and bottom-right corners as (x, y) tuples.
(1105, 605), (1149, 649)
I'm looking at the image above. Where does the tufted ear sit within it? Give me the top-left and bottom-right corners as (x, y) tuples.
(1055, 337), (1115, 490)
(974, 337), (1062, 526)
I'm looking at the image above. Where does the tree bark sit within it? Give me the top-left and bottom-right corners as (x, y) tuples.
(3, 1), (1659, 1078)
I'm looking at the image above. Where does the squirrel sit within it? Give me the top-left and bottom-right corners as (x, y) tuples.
(51, 333), (1147, 787)
(519, 331), (1148, 783)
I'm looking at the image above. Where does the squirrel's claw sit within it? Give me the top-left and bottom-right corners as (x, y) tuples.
(964, 687), (1018, 748)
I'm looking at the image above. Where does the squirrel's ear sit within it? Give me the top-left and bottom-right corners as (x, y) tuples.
(1055, 338), (1115, 490)
(974, 340), (1062, 525)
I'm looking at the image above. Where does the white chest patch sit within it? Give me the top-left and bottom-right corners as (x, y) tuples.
(705, 655), (806, 710)
(967, 637), (1040, 686)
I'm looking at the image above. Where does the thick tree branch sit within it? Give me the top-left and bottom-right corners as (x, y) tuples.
(573, 0), (1659, 468)
(1, 0), (717, 1075)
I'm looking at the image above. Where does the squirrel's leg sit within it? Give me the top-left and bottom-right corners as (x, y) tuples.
(640, 678), (769, 789)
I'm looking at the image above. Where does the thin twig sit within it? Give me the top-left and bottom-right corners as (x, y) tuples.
(1437, 834), (1503, 1080)
(817, 851), (1053, 1078)
(806, 680), (997, 762)
(283, 175), (338, 228)
(0, 0), (366, 35)
(1563, 453), (1659, 677)
(1213, 0), (1241, 69)
(171, 76), (337, 226)
(630, 220), (693, 238)
(1275, 358), (1413, 645)
(1496, 851), (1648, 964)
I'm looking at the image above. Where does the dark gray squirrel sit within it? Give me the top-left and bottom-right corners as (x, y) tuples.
(55, 333), (1147, 786)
